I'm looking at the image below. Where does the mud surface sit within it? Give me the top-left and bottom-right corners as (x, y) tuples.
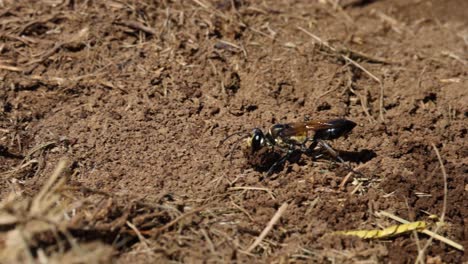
(1, 0), (467, 262)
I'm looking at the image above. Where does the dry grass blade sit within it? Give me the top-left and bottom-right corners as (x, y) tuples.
(231, 200), (254, 222)
(297, 26), (389, 80)
(245, 202), (288, 253)
(24, 27), (90, 72)
(127, 221), (151, 250)
(114, 20), (157, 35)
(30, 159), (68, 216)
(339, 163), (367, 190)
(298, 26), (384, 123)
(1, 141), (56, 179)
(192, 0), (210, 9)
(151, 206), (207, 236)
(0, 159), (114, 263)
(229, 186), (276, 200)
(414, 144), (453, 262)
(431, 144), (448, 224)
(372, 10), (410, 35)
(0, 64), (24, 72)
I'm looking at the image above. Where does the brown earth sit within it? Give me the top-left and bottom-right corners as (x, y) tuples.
(0, 0), (467, 263)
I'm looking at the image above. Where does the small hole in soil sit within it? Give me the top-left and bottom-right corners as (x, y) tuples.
(317, 101), (331, 111)
(460, 128), (466, 138)
(3, 102), (12, 112)
(245, 104), (258, 112)
(422, 92), (437, 103)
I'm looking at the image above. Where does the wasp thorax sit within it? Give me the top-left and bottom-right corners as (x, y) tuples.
(269, 124), (287, 138)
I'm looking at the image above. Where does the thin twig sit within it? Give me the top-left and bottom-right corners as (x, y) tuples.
(350, 181), (363, 195)
(405, 201), (423, 264)
(246, 203), (288, 253)
(337, 47), (397, 64)
(0, 64), (24, 72)
(348, 84), (374, 122)
(339, 171), (354, 190)
(432, 143), (448, 223)
(378, 83), (385, 122)
(231, 200), (255, 222)
(200, 228), (216, 254)
(343, 56), (381, 84)
(441, 51), (467, 65)
(30, 159), (68, 215)
(126, 221), (151, 250)
(229, 186), (276, 200)
(339, 163), (367, 190)
(324, 0), (354, 24)
(114, 20), (157, 35)
(24, 141), (56, 160)
(218, 39), (241, 50)
(299, 26), (382, 122)
(297, 26), (388, 83)
(297, 26), (382, 84)
(372, 10), (410, 35)
(414, 144), (451, 262)
(25, 43), (62, 66)
(191, 0), (209, 9)
(153, 206), (207, 235)
(417, 66), (428, 90)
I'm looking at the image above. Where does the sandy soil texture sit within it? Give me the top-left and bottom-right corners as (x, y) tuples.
(0, 0), (467, 263)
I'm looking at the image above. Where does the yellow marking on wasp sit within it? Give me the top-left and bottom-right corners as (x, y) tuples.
(274, 135), (307, 148)
(246, 137), (252, 147)
(289, 135), (307, 144)
(335, 221), (427, 239)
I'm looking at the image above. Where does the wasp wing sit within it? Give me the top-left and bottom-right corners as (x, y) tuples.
(275, 120), (338, 137)
(275, 123), (307, 137)
(305, 120), (338, 131)
(306, 119), (357, 140)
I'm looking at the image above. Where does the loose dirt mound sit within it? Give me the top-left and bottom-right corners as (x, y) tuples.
(0, 0), (467, 263)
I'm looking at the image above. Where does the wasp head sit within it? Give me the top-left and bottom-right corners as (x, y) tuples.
(247, 128), (266, 153)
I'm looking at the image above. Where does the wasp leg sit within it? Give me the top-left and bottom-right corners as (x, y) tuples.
(300, 143), (307, 152)
(304, 140), (320, 157)
(266, 149), (294, 176)
(317, 140), (366, 178)
(316, 139), (345, 163)
(308, 142), (331, 160)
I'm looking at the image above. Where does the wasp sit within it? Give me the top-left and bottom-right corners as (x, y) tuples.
(222, 118), (357, 175)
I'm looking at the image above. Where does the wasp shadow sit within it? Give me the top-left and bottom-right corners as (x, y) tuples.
(335, 149), (377, 163)
(249, 147), (376, 177)
(306, 148), (377, 163)
(247, 148), (304, 175)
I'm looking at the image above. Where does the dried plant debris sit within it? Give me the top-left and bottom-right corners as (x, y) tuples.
(0, 160), (113, 263)
(0, 160), (205, 263)
(334, 221), (427, 239)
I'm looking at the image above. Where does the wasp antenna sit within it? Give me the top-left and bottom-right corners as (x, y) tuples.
(228, 134), (250, 163)
(217, 131), (249, 148)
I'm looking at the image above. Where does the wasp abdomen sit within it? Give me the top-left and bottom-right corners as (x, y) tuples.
(313, 119), (356, 140)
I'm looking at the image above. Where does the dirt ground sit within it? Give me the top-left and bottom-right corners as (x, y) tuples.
(0, 0), (467, 263)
